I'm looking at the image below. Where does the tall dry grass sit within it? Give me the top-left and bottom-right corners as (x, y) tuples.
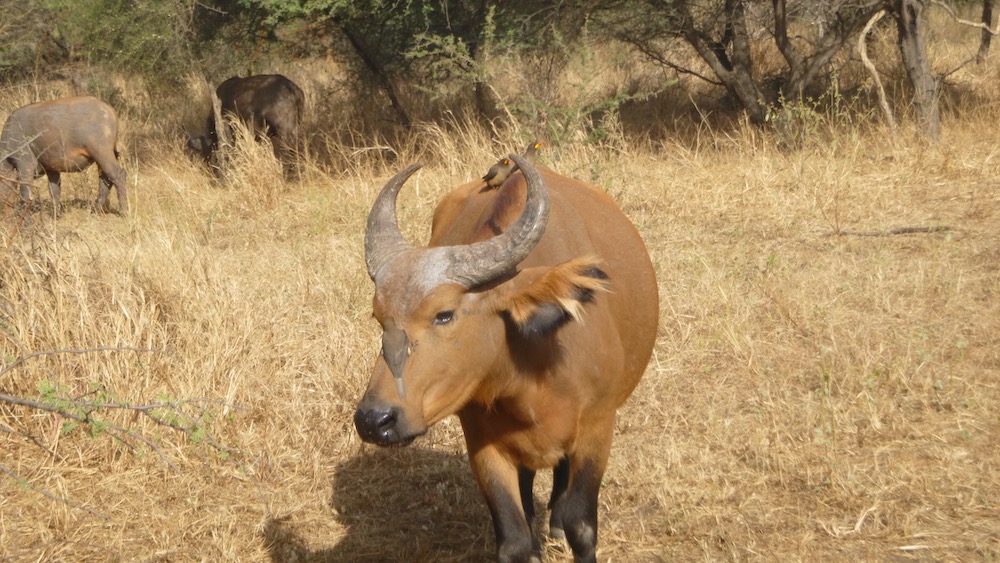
(3, 29), (1000, 562)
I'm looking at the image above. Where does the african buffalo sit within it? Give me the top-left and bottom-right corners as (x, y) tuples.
(355, 154), (658, 562)
(187, 74), (304, 166)
(1, 96), (127, 215)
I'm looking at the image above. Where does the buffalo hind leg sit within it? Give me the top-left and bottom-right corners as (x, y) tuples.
(551, 420), (614, 563)
(517, 467), (543, 555)
(560, 459), (603, 563)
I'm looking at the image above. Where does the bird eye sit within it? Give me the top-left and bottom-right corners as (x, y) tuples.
(432, 311), (455, 326)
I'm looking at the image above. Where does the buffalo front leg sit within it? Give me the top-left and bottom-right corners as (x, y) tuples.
(466, 441), (538, 563)
(14, 162), (36, 209)
(17, 177), (31, 205)
(95, 151), (128, 215)
(96, 169), (127, 214)
(46, 170), (62, 214)
(8, 155), (34, 208)
(559, 458), (604, 563)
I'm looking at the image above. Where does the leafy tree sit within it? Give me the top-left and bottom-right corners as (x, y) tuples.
(221, 1), (612, 135)
(37, 0), (200, 77)
(216, 0), (597, 127)
(0, 4), (69, 81)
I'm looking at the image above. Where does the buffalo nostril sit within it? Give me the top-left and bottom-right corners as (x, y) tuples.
(373, 409), (397, 432)
(354, 407), (398, 443)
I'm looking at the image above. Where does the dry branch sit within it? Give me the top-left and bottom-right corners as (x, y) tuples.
(623, 38), (724, 86)
(858, 10), (895, 130)
(822, 225), (955, 237)
(931, 0), (1000, 34)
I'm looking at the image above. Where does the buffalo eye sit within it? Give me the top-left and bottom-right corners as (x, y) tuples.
(432, 310), (455, 326)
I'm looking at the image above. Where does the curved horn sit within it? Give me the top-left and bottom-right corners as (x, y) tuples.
(365, 163), (423, 283)
(443, 152), (550, 287)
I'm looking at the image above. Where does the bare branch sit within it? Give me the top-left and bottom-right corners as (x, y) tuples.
(0, 420), (65, 461)
(623, 38), (724, 85)
(931, 0), (999, 34)
(0, 345), (242, 466)
(858, 10), (895, 130)
(192, 1), (228, 16)
(940, 56), (978, 79)
(90, 398), (244, 457)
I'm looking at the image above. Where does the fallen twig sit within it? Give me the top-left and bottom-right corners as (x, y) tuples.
(823, 226), (955, 237)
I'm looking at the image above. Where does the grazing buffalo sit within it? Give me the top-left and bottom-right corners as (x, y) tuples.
(355, 154), (658, 562)
(187, 74), (304, 166)
(1, 96), (127, 215)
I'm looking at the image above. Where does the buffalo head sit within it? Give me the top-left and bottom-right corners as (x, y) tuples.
(354, 153), (564, 446)
(185, 134), (213, 161)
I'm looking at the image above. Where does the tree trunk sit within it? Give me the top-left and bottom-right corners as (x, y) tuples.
(978, 0), (996, 63)
(210, 91), (230, 173)
(472, 0), (496, 126)
(892, 0), (940, 140)
(773, 0), (885, 103)
(678, 0), (769, 123)
(336, 20), (413, 129)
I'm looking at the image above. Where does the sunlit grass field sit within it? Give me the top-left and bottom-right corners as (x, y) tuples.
(2, 40), (1000, 561)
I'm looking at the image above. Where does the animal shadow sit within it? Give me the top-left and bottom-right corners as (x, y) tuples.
(262, 446), (494, 562)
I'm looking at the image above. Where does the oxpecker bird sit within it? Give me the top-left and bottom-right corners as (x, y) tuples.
(482, 141), (542, 190)
(482, 157), (514, 189)
(523, 140), (541, 164)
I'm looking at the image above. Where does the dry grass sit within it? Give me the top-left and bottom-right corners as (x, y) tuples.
(3, 43), (1000, 562)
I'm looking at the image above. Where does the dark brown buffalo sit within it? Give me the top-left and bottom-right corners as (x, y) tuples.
(187, 74), (304, 164)
(1, 96), (127, 214)
(355, 154), (659, 562)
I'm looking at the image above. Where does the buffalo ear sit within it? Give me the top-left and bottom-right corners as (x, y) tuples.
(502, 257), (610, 338)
